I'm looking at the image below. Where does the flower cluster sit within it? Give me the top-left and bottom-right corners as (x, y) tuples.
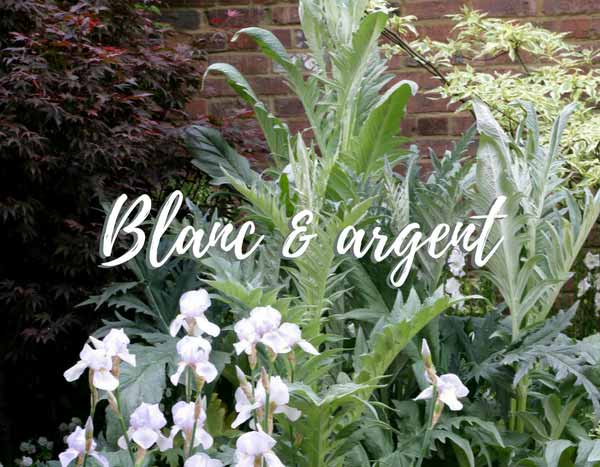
(161, 289), (221, 461)
(232, 369), (301, 430)
(234, 305), (318, 367)
(59, 289), (319, 466)
(230, 305), (318, 466)
(64, 328), (135, 392)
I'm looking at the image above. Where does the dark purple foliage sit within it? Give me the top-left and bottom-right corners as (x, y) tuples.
(0, 0), (203, 454)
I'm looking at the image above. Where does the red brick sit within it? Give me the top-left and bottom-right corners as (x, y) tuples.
(417, 116), (449, 136)
(202, 79), (237, 97)
(402, 0), (465, 20)
(414, 20), (454, 41)
(273, 29), (293, 48)
(408, 94), (458, 113)
(287, 119), (311, 134)
(587, 224), (600, 247)
(449, 114), (474, 135)
(249, 77), (290, 95)
(161, 9), (201, 30)
(560, 18), (600, 39)
(208, 54), (271, 75)
(271, 6), (300, 25)
(193, 32), (228, 51)
(391, 72), (442, 91)
(228, 32), (259, 50)
(471, 0), (536, 17)
(274, 97), (304, 117)
(206, 8), (265, 28)
(401, 116), (418, 135)
(542, 0), (599, 15)
(414, 138), (455, 157)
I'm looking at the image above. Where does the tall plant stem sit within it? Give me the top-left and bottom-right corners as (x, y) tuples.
(415, 391), (437, 467)
(515, 375), (529, 433)
(114, 388), (136, 466)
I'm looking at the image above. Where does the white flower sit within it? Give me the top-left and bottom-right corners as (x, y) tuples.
(578, 276), (592, 297)
(118, 403), (172, 451)
(170, 336), (218, 386)
(415, 373), (469, 411)
(21, 458), (32, 467)
(59, 426), (108, 467)
(447, 248), (466, 277)
(171, 401), (213, 450)
(277, 323), (319, 355)
(89, 328), (136, 367)
(234, 306), (318, 356)
(37, 437), (48, 447)
(235, 430), (283, 467)
(184, 453), (223, 467)
(584, 252), (600, 270)
(234, 306), (282, 355)
(595, 292), (600, 311)
(444, 277), (462, 300)
(63, 343), (118, 391)
(170, 289), (220, 337)
(232, 376), (300, 428)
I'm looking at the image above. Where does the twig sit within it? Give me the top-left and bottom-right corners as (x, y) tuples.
(383, 27), (522, 128)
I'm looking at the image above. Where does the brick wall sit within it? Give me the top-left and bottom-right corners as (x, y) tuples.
(164, 0), (600, 156)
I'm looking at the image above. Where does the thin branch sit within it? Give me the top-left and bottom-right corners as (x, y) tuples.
(383, 27), (521, 127)
(514, 47), (530, 75)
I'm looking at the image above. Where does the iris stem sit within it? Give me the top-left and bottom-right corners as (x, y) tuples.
(114, 388), (136, 466)
(186, 367), (192, 402)
(415, 388), (437, 467)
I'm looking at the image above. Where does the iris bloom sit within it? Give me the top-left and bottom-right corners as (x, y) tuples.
(234, 430), (283, 467)
(415, 373), (469, 411)
(170, 336), (218, 386)
(89, 328), (136, 367)
(232, 376), (300, 428)
(277, 323), (319, 355)
(59, 426), (108, 467)
(170, 289), (220, 337)
(64, 343), (118, 391)
(118, 403), (172, 451)
(171, 400), (213, 450)
(234, 306), (318, 357)
(184, 453), (223, 467)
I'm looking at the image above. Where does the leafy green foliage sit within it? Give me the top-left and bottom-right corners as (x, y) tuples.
(51, 1), (600, 467)
(384, 7), (600, 186)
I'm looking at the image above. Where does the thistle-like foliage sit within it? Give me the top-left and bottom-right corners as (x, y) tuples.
(193, 0), (418, 346)
(470, 99), (600, 340)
